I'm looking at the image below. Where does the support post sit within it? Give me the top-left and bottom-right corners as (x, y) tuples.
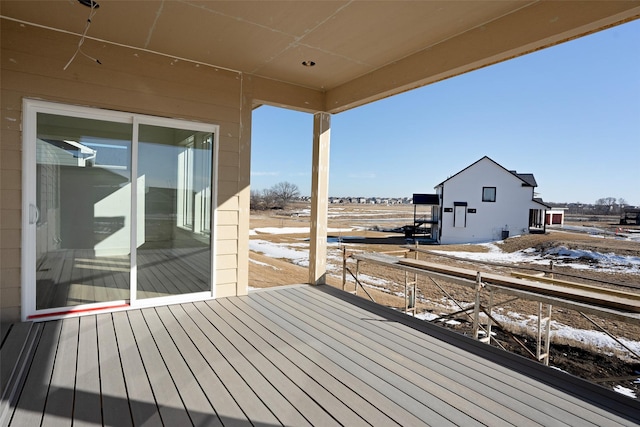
(309, 112), (331, 285)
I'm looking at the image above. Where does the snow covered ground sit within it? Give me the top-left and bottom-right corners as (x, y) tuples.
(249, 226), (640, 398)
(430, 240), (640, 274)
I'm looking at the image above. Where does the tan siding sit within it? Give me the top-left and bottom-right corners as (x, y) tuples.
(216, 283), (239, 298)
(218, 180), (240, 198)
(216, 254), (237, 269)
(0, 20), (247, 321)
(216, 268), (238, 285)
(217, 210), (239, 226)
(217, 225), (238, 240)
(216, 240), (239, 256)
(218, 196), (239, 211)
(1, 148), (21, 171)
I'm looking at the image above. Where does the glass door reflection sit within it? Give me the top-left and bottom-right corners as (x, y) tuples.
(136, 124), (213, 299)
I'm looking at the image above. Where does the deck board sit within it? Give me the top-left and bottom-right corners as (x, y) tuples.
(218, 296), (424, 426)
(254, 290), (476, 426)
(185, 302), (313, 426)
(289, 286), (598, 426)
(171, 303), (281, 425)
(74, 316), (103, 427)
(8, 321), (62, 426)
(111, 311), (162, 426)
(2, 285), (640, 426)
(127, 309), (192, 426)
(41, 318), (78, 426)
(95, 313), (133, 427)
(203, 299), (360, 426)
(141, 307), (221, 426)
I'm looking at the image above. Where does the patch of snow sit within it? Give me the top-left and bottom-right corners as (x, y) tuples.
(249, 258), (279, 270)
(613, 385), (637, 399)
(432, 244), (640, 274)
(249, 239), (309, 267)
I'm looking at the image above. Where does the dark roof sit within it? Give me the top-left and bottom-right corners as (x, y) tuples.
(534, 197), (551, 208)
(412, 193), (439, 205)
(515, 173), (537, 187)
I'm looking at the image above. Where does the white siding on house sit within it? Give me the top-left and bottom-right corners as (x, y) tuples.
(438, 157), (542, 244)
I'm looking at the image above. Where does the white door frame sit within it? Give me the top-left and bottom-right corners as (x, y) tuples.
(21, 99), (219, 321)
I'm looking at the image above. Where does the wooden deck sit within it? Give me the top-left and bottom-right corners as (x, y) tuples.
(36, 248), (211, 310)
(2, 285), (639, 426)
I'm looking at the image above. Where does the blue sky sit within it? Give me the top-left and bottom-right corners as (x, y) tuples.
(251, 19), (640, 206)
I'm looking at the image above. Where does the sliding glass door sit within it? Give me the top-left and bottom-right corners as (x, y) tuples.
(23, 101), (217, 319)
(135, 123), (214, 301)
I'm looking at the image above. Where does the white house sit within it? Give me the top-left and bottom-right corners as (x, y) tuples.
(434, 156), (549, 244)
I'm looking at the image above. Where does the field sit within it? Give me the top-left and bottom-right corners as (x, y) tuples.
(249, 202), (640, 399)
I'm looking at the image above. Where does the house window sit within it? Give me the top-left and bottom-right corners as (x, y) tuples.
(482, 187), (496, 202)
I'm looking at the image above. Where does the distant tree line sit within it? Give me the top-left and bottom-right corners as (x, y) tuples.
(557, 197), (630, 215)
(250, 181), (300, 210)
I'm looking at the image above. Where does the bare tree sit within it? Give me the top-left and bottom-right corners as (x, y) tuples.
(270, 181), (300, 208)
(594, 197), (617, 214)
(250, 182), (300, 210)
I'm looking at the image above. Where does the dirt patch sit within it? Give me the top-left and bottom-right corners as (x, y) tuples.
(249, 204), (640, 398)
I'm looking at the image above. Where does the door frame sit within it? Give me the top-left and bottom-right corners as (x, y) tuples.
(21, 99), (219, 321)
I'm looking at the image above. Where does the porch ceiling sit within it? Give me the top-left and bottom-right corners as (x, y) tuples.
(1, 1), (639, 113)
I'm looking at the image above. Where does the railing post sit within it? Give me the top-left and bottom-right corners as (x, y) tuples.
(473, 272), (482, 340)
(537, 302), (552, 365)
(342, 246), (347, 291)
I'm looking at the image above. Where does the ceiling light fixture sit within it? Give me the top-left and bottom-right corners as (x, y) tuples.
(302, 60), (316, 67)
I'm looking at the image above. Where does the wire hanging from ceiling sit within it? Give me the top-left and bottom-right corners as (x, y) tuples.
(63, 0), (101, 70)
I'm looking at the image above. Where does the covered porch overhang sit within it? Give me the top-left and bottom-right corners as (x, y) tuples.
(2, 0), (639, 303)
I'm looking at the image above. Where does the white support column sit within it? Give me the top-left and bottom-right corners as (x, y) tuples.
(309, 112), (331, 285)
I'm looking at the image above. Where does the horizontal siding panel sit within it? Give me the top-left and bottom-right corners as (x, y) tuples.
(1, 191), (21, 212)
(216, 239), (238, 255)
(1, 171), (21, 190)
(215, 283), (238, 298)
(218, 150), (240, 168)
(217, 210), (238, 226)
(0, 268), (20, 287)
(218, 195), (239, 211)
(1, 148), (21, 170)
(216, 268), (237, 285)
(216, 225), (238, 240)
(0, 209), (21, 230)
(0, 285), (20, 307)
(1, 229), (20, 249)
(2, 70), (242, 125)
(216, 254), (237, 269)
(219, 135), (241, 150)
(218, 165), (240, 183)
(217, 180), (239, 198)
(1, 249), (20, 269)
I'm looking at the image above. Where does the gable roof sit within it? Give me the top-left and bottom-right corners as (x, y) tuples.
(436, 156), (539, 188)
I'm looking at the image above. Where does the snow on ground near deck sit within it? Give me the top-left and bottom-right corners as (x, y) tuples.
(249, 229), (640, 393)
(431, 240), (640, 274)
